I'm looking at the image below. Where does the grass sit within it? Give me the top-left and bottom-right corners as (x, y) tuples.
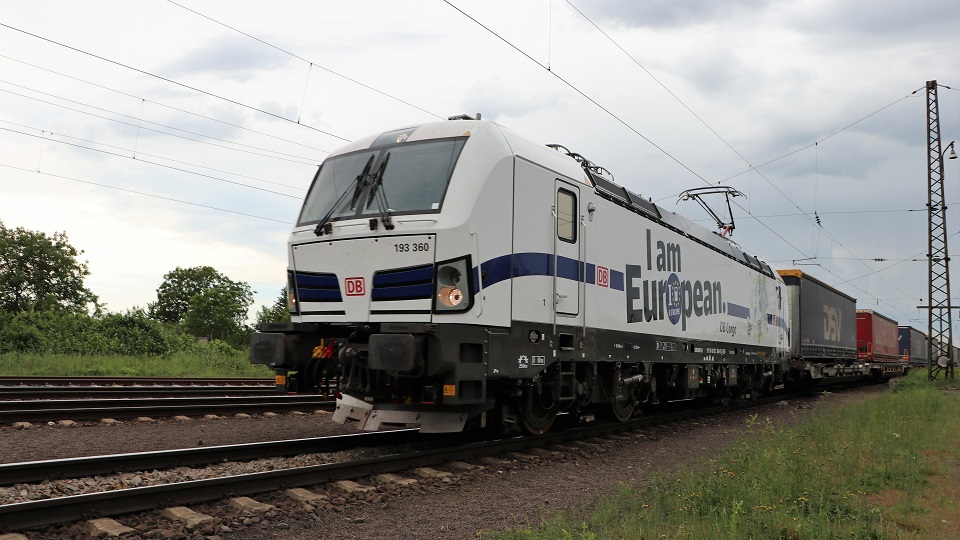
(487, 371), (960, 539)
(0, 350), (273, 378)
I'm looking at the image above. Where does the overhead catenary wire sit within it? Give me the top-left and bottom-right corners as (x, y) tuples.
(1, 125), (302, 199)
(442, 0), (710, 185)
(1, 119), (304, 191)
(0, 21), (352, 143)
(550, 2), (925, 313)
(164, 0), (445, 121)
(714, 91), (920, 185)
(564, 0), (753, 168)
(0, 53), (333, 155)
(444, 2), (922, 320)
(0, 85), (321, 165)
(0, 162), (294, 224)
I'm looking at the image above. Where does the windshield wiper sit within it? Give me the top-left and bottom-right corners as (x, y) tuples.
(314, 155), (375, 236)
(366, 152), (394, 230)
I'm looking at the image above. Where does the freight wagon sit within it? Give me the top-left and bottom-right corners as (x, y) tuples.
(897, 326), (928, 366)
(857, 310), (905, 377)
(777, 270), (869, 385)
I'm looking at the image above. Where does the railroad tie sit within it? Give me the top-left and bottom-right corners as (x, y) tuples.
(161, 507), (216, 528)
(375, 473), (418, 486)
(85, 518), (135, 537)
(285, 488), (329, 503)
(333, 480), (377, 494)
(228, 497), (276, 513)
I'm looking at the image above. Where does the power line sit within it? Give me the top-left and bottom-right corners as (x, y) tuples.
(165, 0), (445, 121)
(0, 77), (322, 162)
(1, 125), (302, 199)
(0, 162), (293, 224)
(442, 2), (903, 315)
(0, 84), (320, 165)
(448, 3), (924, 320)
(0, 117), (304, 191)
(564, 1), (752, 168)
(0, 21), (352, 142)
(709, 207), (940, 220)
(715, 92), (920, 184)
(442, 0), (710, 185)
(0, 53), (333, 155)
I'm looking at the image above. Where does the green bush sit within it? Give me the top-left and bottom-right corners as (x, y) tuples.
(0, 308), (226, 357)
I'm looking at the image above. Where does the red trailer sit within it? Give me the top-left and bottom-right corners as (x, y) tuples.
(856, 310), (899, 361)
(857, 310), (906, 378)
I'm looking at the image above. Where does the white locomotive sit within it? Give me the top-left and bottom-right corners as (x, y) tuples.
(251, 116), (792, 433)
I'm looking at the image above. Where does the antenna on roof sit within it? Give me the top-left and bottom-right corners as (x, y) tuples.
(678, 186), (745, 237)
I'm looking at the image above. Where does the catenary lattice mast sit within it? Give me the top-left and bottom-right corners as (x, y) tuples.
(924, 80), (955, 380)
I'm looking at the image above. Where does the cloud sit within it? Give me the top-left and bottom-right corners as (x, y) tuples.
(162, 35), (295, 82)
(578, 0), (774, 28)
(788, 0), (960, 48)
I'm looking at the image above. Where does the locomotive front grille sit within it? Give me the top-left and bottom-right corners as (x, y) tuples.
(371, 264), (434, 301)
(295, 272), (342, 302)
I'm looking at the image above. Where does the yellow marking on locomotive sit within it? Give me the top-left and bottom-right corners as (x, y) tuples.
(443, 384), (456, 397)
(275, 375), (286, 386)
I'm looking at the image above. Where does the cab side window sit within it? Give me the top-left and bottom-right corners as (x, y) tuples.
(557, 189), (576, 243)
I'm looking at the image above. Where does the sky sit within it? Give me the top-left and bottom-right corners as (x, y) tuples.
(1, 0), (959, 337)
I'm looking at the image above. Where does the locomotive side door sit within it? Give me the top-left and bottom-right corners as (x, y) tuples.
(554, 180), (581, 317)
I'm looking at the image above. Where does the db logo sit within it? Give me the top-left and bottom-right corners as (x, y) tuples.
(596, 266), (609, 288)
(345, 277), (365, 296)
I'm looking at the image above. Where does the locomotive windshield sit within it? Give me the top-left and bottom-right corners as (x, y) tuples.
(297, 137), (467, 226)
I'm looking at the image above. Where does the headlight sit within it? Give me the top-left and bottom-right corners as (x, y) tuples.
(287, 270), (299, 314)
(437, 286), (463, 307)
(434, 256), (472, 313)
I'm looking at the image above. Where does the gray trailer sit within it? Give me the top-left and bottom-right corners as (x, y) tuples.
(778, 269), (867, 384)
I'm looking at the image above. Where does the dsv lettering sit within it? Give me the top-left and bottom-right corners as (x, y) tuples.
(823, 305), (841, 341)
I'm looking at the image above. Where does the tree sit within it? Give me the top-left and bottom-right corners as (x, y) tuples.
(148, 266), (253, 345)
(0, 220), (98, 314)
(255, 287), (291, 323)
(148, 266), (242, 323)
(182, 284), (253, 343)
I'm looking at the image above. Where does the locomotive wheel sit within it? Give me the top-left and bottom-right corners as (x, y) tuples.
(521, 402), (557, 434)
(610, 393), (636, 422)
(520, 386), (557, 435)
(717, 389), (732, 407)
(306, 358), (325, 393)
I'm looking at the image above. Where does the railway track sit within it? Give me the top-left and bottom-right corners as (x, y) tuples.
(0, 393), (788, 531)
(0, 385), (277, 399)
(0, 429), (442, 486)
(0, 395), (334, 423)
(0, 376), (278, 399)
(0, 376), (274, 386)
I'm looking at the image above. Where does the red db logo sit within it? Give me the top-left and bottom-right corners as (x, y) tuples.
(596, 266), (609, 288)
(345, 277), (365, 296)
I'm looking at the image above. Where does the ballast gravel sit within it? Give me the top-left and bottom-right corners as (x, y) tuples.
(0, 385), (888, 539)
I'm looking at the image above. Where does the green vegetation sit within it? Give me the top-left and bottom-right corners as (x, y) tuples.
(0, 307), (270, 377)
(491, 371), (960, 539)
(0, 349), (271, 378)
(255, 287), (292, 324)
(0, 220), (98, 314)
(0, 223), (286, 373)
(148, 265), (255, 347)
